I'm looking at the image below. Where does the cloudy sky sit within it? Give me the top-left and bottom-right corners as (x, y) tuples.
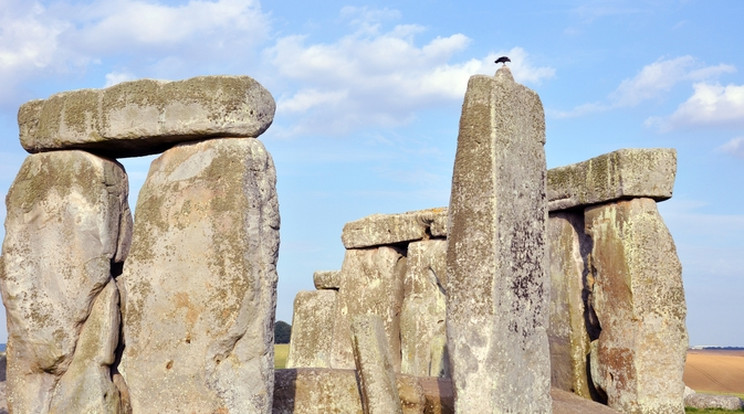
(1, 0), (742, 347)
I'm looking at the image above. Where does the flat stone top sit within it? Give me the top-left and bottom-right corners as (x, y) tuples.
(19, 75), (275, 158)
(342, 148), (676, 248)
(341, 207), (447, 249)
(547, 148), (676, 211)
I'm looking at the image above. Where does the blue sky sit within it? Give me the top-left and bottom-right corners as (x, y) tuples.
(1, 0), (742, 347)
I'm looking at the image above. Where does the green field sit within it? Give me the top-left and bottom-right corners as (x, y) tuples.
(275, 344), (289, 369)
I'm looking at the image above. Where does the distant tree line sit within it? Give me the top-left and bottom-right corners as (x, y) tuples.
(275, 321), (291, 344)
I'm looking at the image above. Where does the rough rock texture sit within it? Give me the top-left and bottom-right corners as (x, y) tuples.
(49, 280), (122, 413)
(445, 67), (551, 412)
(547, 211), (595, 397)
(117, 138), (279, 413)
(273, 368), (363, 414)
(273, 369), (425, 414)
(0, 150), (131, 414)
(547, 148), (676, 211)
(313, 270), (341, 290)
(341, 208), (448, 249)
(331, 247), (406, 370)
(350, 315), (403, 414)
(585, 198), (687, 413)
(19, 76), (275, 158)
(286, 290), (337, 369)
(400, 239), (449, 378)
(684, 391), (744, 411)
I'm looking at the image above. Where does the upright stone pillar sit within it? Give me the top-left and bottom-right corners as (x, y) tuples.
(547, 211), (594, 397)
(117, 138), (279, 413)
(286, 290), (338, 369)
(331, 247), (406, 370)
(400, 239), (449, 378)
(585, 198), (687, 413)
(445, 67), (551, 412)
(0, 151), (131, 413)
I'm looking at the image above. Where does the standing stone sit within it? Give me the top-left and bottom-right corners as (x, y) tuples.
(400, 239), (449, 377)
(117, 138), (279, 413)
(286, 290), (337, 369)
(585, 198), (687, 413)
(0, 150), (131, 413)
(445, 67), (551, 412)
(351, 315), (403, 414)
(331, 247), (406, 370)
(547, 211), (595, 397)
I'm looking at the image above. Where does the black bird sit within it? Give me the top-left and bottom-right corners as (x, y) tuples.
(495, 56), (511, 66)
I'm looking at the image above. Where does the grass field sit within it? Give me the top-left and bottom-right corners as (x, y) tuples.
(275, 344), (289, 369)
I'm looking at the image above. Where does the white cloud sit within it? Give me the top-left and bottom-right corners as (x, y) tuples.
(717, 137), (744, 159)
(72, 0), (269, 54)
(654, 82), (744, 131)
(267, 10), (555, 137)
(104, 70), (138, 87)
(0, 0), (271, 106)
(555, 55), (736, 119)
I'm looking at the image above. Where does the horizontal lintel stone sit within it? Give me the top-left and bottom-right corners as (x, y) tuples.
(19, 75), (275, 158)
(547, 148), (676, 211)
(341, 207), (447, 249)
(341, 148), (676, 248)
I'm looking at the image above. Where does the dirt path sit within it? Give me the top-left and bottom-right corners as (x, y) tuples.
(684, 350), (744, 395)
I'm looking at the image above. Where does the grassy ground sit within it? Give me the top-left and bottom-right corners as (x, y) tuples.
(274, 344), (289, 369)
(685, 391), (744, 413)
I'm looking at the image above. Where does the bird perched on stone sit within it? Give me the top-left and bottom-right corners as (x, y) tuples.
(495, 56), (511, 66)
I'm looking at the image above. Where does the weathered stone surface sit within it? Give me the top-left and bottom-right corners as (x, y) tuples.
(684, 391), (744, 411)
(400, 239), (449, 378)
(446, 67), (551, 412)
(341, 208), (448, 249)
(49, 280), (122, 413)
(331, 247), (406, 370)
(313, 270), (341, 290)
(547, 211), (595, 397)
(547, 148), (676, 211)
(273, 368), (363, 414)
(0, 150), (131, 414)
(273, 369), (425, 414)
(19, 75), (275, 158)
(117, 138), (279, 413)
(286, 290), (337, 369)
(351, 315), (403, 414)
(585, 198), (687, 413)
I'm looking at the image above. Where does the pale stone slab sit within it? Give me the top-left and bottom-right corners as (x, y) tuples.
(341, 208), (448, 249)
(585, 198), (687, 413)
(49, 280), (122, 413)
(272, 369), (425, 414)
(331, 247), (406, 370)
(117, 138), (279, 413)
(286, 290), (337, 369)
(400, 239), (449, 378)
(547, 212), (595, 398)
(0, 150), (131, 414)
(446, 67), (551, 412)
(19, 75), (275, 158)
(547, 148), (676, 211)
(313, 270), (341, 290)
(350, 315), (403, 414)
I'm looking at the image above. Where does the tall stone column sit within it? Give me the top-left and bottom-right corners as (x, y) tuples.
(0, 151), (132, 413)
(585, 198), (687, 413)
(445, 67), (551, 412)
(117, 138), (279, 413)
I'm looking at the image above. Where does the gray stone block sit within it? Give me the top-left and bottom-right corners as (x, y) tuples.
(547, 148), (676, 211)
(445, 67), (551, 412)
(19, 76), (275, 158)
